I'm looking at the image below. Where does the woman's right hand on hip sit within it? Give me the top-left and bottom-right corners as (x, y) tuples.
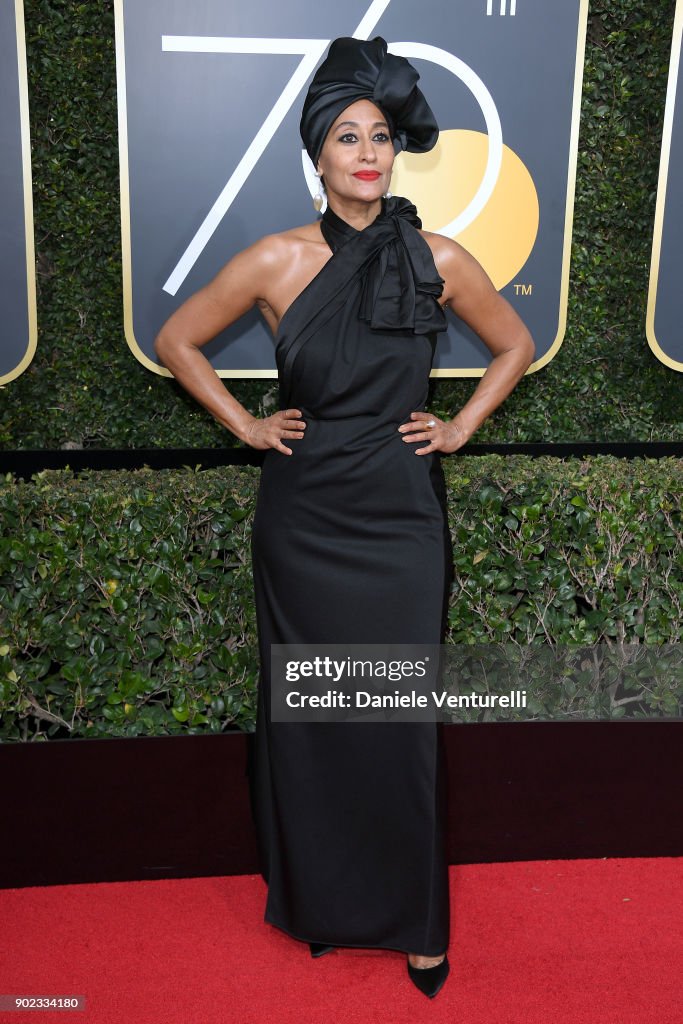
(243, 408), (306, 455)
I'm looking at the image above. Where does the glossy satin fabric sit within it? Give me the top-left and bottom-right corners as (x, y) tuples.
(247, 196), (453, 955)
(299, 36), (439, 165)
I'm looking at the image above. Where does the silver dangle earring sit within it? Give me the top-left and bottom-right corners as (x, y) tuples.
(313, 171), (325, 212)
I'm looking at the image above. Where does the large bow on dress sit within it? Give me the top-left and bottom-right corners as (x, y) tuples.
(320, 195), (448, 336)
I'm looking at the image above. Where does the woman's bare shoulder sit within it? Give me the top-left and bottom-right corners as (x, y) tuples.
(227, 220), (331, 328)
(245, 221), (326, 268)
(418, 229), (476, 271)
(418, 229), (496, 299)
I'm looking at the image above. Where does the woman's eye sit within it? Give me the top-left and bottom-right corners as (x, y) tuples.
(337, 132), (390, 143)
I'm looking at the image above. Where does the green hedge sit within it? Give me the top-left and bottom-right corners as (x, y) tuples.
(1, 456), (680, 741)
(0, 0), (681, 447)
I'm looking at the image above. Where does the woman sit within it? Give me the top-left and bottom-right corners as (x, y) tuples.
(154, 37), (535, 999)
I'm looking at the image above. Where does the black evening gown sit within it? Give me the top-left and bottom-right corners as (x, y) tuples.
(246, 195), (453, 956)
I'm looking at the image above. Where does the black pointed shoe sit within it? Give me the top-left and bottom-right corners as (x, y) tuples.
(407, 954), (450, 998)
(309, 941), (336, 958)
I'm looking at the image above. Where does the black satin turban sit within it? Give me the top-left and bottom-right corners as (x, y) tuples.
(300, 36), (439, 167)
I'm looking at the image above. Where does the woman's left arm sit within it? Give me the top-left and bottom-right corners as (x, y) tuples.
(399, 234), (536, 455)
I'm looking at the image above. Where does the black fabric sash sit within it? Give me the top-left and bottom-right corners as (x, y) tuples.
(278, 196), (448, 401)
(320, 195), (447, 335)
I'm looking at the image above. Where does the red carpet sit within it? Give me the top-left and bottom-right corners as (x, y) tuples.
(1, 857), (681, 1023)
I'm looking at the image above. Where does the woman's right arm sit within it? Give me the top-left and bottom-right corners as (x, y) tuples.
(153, 237), (306, 455)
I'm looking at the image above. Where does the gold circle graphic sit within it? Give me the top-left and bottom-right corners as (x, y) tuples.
(391, 129), (540, 291)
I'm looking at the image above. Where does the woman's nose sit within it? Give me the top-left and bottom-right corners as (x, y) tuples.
(359, 138), (378, 162)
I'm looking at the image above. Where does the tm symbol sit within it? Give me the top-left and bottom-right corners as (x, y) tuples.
(514, 284), (533, 296)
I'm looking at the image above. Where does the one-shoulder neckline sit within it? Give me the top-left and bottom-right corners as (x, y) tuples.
(274, 205), (380, 340)
(274, 248), (336, 342)
(273, 194), (439, 343)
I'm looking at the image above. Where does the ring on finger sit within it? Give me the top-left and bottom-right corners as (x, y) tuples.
(424, 419), (436, 429)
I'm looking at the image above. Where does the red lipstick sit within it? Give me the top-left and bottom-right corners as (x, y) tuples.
(353, 171), (381, 180)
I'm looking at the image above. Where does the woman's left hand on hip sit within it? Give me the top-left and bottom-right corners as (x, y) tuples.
(398, 412), (471, 455)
